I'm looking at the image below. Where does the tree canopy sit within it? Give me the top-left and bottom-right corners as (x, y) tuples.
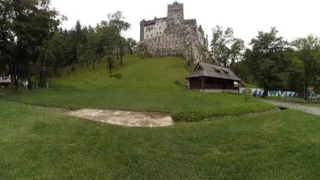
(0, 2), (133, 91)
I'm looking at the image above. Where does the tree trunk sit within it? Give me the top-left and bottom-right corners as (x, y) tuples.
(54, 66), (58, 77)
(12, 65), (19, 92)
(116, 50), (119, 60)
(109, 66), (112, 74)
(304, 83), (308, 100)
(92, 59), (95, 70)
(27, 74), (32, 90)
(262, 89), (268, 98)
(13, 71), (19, 92)
(119, 34), (123, 65)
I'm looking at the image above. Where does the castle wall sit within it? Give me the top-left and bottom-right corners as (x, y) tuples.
(143, 20), (167, 40)
(139, 20), (206, 62)
(167, 2), (184, 20)
(138, 2), (209, 62)
(197, 29), (205, 46)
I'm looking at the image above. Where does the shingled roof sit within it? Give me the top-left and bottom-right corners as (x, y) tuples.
(186, 62), (241, 81)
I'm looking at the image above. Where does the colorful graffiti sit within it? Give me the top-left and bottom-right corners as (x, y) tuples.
(239, 88), (320, 99)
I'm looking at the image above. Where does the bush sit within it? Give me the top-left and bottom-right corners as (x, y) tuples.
(110, 73), (122, 79)
(243, 88), (252, 102)
(171, 109), (217, 122)
(138, 52), (152, 59)
(56, 72), (61, 77)
(174, 80), (186, 89)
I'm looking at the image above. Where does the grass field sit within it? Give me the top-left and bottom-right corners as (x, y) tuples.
(1, 55), (320, 179)
(1, 100), (320, 179)
(2, 55), (273, 116)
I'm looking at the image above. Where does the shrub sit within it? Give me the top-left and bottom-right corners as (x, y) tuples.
(56, 72), (61, 77)
(110, 73), (122, 79)
(174, 80), (186, 89)
(171, 109), (217, 122)
(138, 52), (152, 59)
(243, 88), (252, 102)
(71, 65), (76, 72)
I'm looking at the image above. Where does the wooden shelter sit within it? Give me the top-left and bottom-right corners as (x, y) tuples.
(186, 62), (241, 93)
(0, 77), (11, 87)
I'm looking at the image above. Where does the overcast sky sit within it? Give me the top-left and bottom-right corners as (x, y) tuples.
(51, 0), (320, 46)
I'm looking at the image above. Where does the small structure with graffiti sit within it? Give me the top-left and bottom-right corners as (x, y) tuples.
(239, 88), (320, 99)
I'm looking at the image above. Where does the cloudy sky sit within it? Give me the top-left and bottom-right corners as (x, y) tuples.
(51, 0), (319, 45)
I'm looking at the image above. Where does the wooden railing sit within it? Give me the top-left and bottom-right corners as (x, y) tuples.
(204, 84), (239, 90)
(226, 86), (239, 90)
(204, 85), (222, 89)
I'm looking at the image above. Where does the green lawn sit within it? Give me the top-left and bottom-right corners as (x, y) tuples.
(2, 55), (273, 116)
(1, 100), (319, 179)
(1, 55), (319, 179)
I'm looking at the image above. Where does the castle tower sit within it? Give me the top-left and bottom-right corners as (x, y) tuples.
(167, 1), (184, 20)
(140, 20), (146, 41)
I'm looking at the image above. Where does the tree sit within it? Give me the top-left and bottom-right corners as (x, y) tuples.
(231, 51), (253, 84)
(247, 27), (289, 97)
(107, 56), (113, 74)
(48, 31), (65, 76)
(210, 25), (244, 67)
(79, 49), (95, 69)
(126, 38), (137, 54)
(108, 11), (131, 65)
(0, 0), (61, 91)
(291, 35), (320, 99)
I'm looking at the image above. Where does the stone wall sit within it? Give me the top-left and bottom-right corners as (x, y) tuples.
(138, 2), (209, 62)
(167, 2), (184, 20)
(138, 19), (208, 62)
(143, 19), (167, 40)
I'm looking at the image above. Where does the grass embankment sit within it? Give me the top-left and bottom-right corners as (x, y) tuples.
(2, 55), (273, 117)
(1, 100), (319, 179)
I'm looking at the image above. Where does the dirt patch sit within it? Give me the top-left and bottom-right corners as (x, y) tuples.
(66, 109), (174, 127)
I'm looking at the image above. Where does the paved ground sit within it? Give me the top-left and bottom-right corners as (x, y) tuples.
(262, 100), (320, 116)
(66, 109), (174, 127)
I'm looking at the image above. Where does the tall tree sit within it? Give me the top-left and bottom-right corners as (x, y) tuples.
(210, 25), (244, 67)
(126, 38), (137, 54)
(291, 35), (320, 99)
(108, 11), (131, 65)
(0, 0), (60, 91)
(247, 27), (289, 97)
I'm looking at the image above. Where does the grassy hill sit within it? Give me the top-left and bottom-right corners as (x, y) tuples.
(53, 55), (188, 95)
(2, 55), (273, 115)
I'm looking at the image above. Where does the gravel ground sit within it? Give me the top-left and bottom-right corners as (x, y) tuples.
(262, 100), (320, 116)
(66, 109), (174, 127)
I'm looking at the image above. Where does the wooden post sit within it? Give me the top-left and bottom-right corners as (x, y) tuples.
(200, 77), (206, 91)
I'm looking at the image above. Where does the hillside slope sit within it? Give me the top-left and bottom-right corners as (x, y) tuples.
(53, 55), (189, 95)
(3, 55), (273, 114)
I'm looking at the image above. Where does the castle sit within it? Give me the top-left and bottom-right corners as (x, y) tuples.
(138, 2), (209, 62)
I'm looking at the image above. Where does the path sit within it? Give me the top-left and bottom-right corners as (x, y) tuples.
(262, 100), (320, 116)
(66, 109), (174, 127)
